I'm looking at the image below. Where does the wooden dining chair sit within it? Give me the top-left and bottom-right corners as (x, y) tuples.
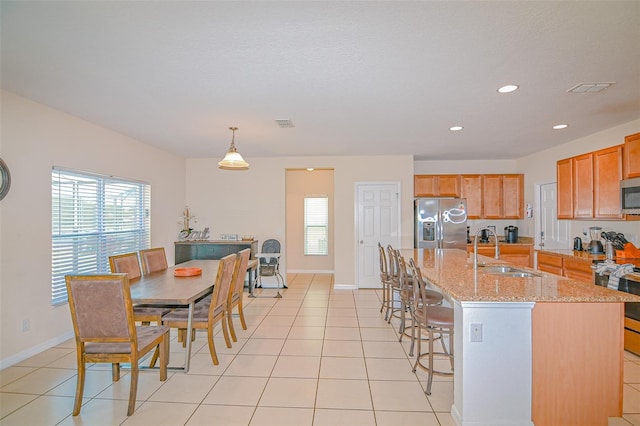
(139, 247), (168, 275)
(109, 252), (172, 325)
(65, 274), (169, 416)
(227, 248), (250, 342)
(161, 253), (236, 365)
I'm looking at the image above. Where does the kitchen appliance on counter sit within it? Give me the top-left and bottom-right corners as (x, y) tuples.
(415, 198), (467, 250)
(479, 229), (490, 243)
(587, 226), (604, 254)
(504, 226), (519, 243)
(573, 237), (583, 251)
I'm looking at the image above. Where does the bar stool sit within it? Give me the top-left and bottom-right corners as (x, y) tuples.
(408, 258), (454, 395)
(378, 243), (392, 318)
(396, 252), (444, 356)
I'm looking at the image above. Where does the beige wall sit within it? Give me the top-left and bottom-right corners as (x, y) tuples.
(185, 155), (415, 288)
(0, 91), (186, 367)
(285, 169), (335, 272)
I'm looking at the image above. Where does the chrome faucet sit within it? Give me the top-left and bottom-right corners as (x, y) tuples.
(473, 227), (500, 269)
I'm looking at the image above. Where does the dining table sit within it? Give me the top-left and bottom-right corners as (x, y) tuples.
(129, 259), (219, 373)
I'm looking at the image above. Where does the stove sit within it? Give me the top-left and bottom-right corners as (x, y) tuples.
(616, 270), (640, 355)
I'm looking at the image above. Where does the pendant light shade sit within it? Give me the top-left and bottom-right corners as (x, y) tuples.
(218, 126), (249, 170)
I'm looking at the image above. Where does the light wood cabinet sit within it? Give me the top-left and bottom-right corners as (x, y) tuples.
(563, 257), (593, 283)
(502, 174), (524, 218)
(414, 174), (460, 197)
(556, 158), (573, 219)
(536, 251), (594, 284)
(573, 153), (594, 218)
(594, 145), (624, 219)
(482, 175), (503, 219)
(460, 175), (483, 219)
(537, 251), (563, 275)
(468, 243), (533, 267)
(624, 132), (640, 178)
(556, 145), (624, 220)
(481, 174), (524, 219)
(415, 173), (524, 219)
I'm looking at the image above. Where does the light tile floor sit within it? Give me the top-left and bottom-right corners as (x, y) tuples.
(1, 273), (640, 425)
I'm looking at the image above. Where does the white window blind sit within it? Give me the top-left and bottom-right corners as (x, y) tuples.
(304, 196), (328, 256)
(51, 168), (150, 305)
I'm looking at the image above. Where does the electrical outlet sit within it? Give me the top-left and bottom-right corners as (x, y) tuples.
(470, 323), (483, 342)
(22, 319), (30, 332)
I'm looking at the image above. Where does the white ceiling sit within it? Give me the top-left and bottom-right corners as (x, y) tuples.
(1, 1), (639, 161)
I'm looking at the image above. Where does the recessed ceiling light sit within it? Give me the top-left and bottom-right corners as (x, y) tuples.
(306, 168), (314, 171)
(449, 126), (463, 131)
(553, 124), (568, 130)
(498, 85), (519, 94)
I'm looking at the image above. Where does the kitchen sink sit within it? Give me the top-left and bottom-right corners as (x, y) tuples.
(480, 265), (543, 278)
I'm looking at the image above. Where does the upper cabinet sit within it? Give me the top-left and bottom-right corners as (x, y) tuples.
(483, 174), (524, 219)
(414, 175), (459, 197)
(459, 174), (483, 219)
(624, 132), (640, 178)
(557, 145), (623, 220)
(594, 146), (624, 219)
(414, 173), (523, 219)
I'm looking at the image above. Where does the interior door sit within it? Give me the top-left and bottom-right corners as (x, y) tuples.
(537, 182), (569, 250)
(356, 182), (401, 288)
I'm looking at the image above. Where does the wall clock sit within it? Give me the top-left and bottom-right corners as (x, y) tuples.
(0, 157), (11, 201)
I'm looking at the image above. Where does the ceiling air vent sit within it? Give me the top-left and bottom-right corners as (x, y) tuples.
(275, 119), (294, 128)
(567, 82), (614, 94)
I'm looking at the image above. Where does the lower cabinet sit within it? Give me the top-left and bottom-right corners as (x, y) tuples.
(536, 251), (594, 284)
(468, 243), (533, 268)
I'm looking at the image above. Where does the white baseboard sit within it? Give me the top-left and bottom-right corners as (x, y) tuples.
(287, 269), (334, 274)
(1, 331), (74, 370)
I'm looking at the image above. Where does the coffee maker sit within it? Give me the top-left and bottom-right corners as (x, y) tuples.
(587, 226), (604, 254)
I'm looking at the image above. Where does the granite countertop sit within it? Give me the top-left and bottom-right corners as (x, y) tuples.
(175, 239), (256, 244)
(400, 248), (640, 303)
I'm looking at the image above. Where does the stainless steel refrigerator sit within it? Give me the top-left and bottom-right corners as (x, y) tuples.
(414, 198), (468, 249)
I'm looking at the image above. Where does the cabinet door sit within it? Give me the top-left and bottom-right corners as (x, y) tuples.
(557, 158), (573, 219)
(502, 174), (524, 218)
(414, 175), (437, 197)
(460, 175), (483, 219)
(483, 175), (503, 219)
(437, 175), (460, 197)
(594, 145), (623, 219)
(573, 153), (594, 218)
(537, 251), (563, 275)
(563, 258), (593, 283)
(625, 132), (640, 178)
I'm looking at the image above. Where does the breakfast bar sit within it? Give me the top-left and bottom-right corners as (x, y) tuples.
(402, 248), (640, 426)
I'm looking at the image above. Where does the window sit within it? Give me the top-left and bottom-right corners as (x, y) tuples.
(304, 195), (328, 255)
(51, 167), (150, 305)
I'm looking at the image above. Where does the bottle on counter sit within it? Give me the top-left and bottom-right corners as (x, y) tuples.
(606, 241), (614, 260)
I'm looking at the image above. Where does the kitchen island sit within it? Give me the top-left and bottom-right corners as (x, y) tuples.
(400, 248), (640, 426)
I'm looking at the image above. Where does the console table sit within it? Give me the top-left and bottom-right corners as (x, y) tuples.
(174, 240), (259, 264)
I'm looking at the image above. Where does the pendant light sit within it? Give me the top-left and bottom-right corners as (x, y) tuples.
(218, 126), (249, 170)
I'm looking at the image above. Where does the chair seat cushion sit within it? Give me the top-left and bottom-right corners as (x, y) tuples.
(162, 305), (224, 324)
(85, 325), (168, 354)
(414, 306), (454, 328)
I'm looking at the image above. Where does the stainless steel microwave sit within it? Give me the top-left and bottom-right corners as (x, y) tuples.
(621, 177), (640, 215)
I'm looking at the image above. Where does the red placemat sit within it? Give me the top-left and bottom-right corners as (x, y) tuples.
(174, 267), (202, 277)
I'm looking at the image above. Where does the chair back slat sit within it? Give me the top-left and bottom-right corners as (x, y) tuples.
(378, 242), (388, 279)
(231, 249), (251, 298)
(139, 247), (168, 275)
(66, 274), (135, 342)
(109, 252), (142, 280)
(209, 254), (236, 319)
